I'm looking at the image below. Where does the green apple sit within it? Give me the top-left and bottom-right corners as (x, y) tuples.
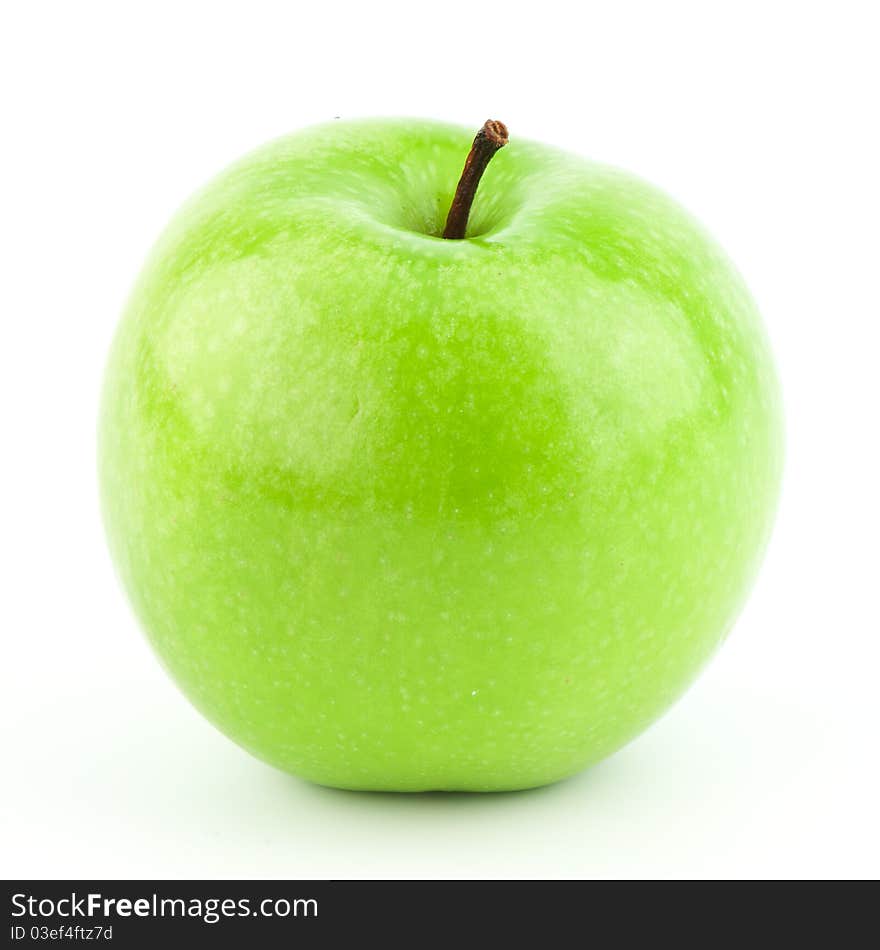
(99, 117), (783, 792)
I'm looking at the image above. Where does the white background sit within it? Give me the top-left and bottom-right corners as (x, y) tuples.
(2, 1), (878, 879)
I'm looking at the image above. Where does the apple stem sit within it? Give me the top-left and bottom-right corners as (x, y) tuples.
(442, 119), (509, 239)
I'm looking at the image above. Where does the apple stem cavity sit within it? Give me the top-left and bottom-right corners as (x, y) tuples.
(442, 119), (509, 240)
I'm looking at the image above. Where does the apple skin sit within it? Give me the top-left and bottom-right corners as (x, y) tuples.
(99, 118), (783, 791)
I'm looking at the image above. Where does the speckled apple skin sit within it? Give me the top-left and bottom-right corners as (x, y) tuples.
(99, 118), (783, 791)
